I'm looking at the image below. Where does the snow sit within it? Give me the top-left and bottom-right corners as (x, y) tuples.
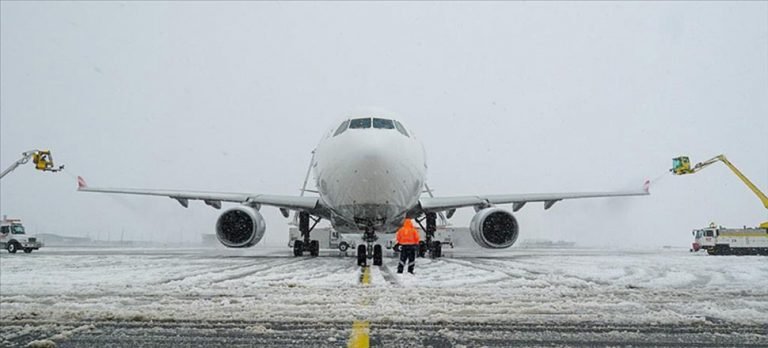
(1, 246), (767, 327)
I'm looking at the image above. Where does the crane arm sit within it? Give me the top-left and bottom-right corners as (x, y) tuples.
(715, 156), (768, 210)
(0, 150), (64, 180)
(691, 155), (768, 210)
(0, 150), (36, 179)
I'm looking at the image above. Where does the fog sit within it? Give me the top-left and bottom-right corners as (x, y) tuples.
(1, 2), (766, 248)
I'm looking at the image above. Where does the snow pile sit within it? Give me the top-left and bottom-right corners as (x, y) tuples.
(1, 247), (767, 326)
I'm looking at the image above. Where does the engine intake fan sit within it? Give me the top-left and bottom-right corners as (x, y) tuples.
(470, 207), (519, 249)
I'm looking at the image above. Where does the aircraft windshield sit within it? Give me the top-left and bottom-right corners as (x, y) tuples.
(345, 117), (409, 137)
(394, 120), (409, 137)
(349, 118), (372, 129)
(11, 225), (25, 234)
(333, 120), (350, 137)
(372, 118), (394, 129)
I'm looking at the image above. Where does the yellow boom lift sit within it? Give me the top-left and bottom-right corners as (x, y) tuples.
(1, 150), (62, 254)
(671, 154), (768, 229)
(0, 150), (64, 180)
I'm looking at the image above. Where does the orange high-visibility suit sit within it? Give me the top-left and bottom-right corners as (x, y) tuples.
(395, 219), (420, 274)
(396, 219), (420, 245)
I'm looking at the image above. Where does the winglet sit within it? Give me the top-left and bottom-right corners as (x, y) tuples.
(77, 176), (88, 190)
(643, 179), (650, 194)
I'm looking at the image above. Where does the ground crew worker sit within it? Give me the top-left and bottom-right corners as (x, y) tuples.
(34, 152), (49, 170)
(395, 219), (420, 274)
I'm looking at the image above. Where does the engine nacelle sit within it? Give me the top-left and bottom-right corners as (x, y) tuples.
(469, 207), (519, 249)
(215, 206), (266, 248)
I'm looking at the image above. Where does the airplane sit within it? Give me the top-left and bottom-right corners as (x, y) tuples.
(78, 111), (649, 266)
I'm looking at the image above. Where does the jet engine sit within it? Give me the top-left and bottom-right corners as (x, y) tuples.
(215, 206), (266, 248)
(469, 207), (519, 249)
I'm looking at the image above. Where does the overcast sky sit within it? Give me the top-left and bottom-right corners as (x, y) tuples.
(1, 2), (766, 248)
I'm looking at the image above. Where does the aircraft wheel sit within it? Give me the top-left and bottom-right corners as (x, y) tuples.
(373, 245), (383, 266)
(310, 240), (320, 257)
(432, 241), (442, 258)
(357, 245), (367, 266)
(293, 240), (304, 257)
(7, 242), (18, 254)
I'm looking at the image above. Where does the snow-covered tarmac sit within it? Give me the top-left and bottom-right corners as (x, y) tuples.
(1, 246), (767, 347)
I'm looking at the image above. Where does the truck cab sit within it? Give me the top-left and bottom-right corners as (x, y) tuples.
(0, 218), (43, 253)
(691, 227), (717, 252)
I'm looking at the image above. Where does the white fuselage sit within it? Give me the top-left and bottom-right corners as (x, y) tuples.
(313, 118), (427, 234)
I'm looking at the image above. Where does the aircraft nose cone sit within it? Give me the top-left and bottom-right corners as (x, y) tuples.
(315, 129), (425, 219)
(340, 138), (405, 203)
(350, 139), (399, 174)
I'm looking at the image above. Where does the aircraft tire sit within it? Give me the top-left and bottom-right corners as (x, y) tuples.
(310, 240), (319, 257)
(357, 245), (367, 266)
(373, 245), (382, 266)
(293, 241), (304, 257)
(432, 241), (442, 258)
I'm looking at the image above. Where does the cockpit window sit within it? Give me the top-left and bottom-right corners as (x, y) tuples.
(372, 118), (395, 129)
(333, 120), (350, 137)
(394, 120), (409, 137)
(345, 117), (408, 137)
(349, 118), (372, 129)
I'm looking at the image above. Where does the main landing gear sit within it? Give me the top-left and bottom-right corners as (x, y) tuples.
(416, 212), (443, 259)
(357, 225), (383, 267)
(293, 212), (321, 257)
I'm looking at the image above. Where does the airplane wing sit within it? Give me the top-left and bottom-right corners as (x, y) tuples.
(76, 176), (319, 212)
(419, 181), (650, 213)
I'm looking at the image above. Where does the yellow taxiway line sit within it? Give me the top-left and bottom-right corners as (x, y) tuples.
(348, 320), (370, 348)
(348, 266), (371, 348)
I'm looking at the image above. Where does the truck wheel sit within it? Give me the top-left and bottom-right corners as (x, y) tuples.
(714, 245), (730, 256)
(23, 248), (32, 254)
(7, 242), (18, 254)
(338, 242), (349, 252)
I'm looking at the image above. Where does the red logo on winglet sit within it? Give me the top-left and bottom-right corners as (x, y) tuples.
(643, 180), (650, 193)
(77, 176), (87, 189)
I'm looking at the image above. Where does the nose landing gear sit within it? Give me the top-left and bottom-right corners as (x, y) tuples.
(357, 226), (383, 267)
